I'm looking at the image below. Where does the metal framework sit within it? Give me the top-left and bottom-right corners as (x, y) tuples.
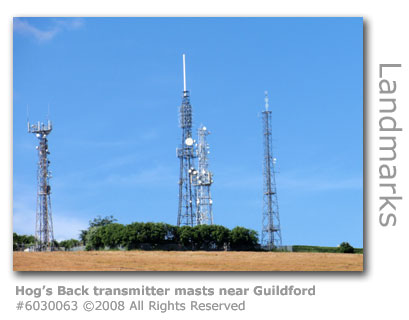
(177, 54), (197, 226)
(261, 91), (282, 249)
(28, 120), (55, 251)
(195, 125), (214, 225)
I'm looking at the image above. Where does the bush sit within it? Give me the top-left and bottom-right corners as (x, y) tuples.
(101, 223), (125, 249)
(85, 227), (104, 250)
(230, 226), (258, 251)
(13, 232), (36, 250)
(59, 239), (80, 251)
(338, 242), (354, 253)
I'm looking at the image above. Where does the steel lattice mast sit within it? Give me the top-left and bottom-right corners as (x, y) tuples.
(177, 54), (197, 226)
(195, 125), (214, 225)
(28, 119), (55, 251)
(261, 91), (282, 249)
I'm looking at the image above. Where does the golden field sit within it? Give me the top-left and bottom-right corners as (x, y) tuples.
(13, 251), (363, 271)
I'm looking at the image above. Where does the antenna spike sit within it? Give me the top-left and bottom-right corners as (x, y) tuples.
(183, 54), (187, 96)
(264, 90), (269, 111)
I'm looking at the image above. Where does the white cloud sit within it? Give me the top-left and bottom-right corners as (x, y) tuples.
(54, 18), (84, 30)
(13, 18), (84, 42)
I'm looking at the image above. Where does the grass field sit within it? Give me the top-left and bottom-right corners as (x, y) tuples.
(13, 251), (363, 271)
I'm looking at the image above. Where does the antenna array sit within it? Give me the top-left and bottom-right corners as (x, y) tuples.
(176, 54), (214, 226)
(195, 126), (214, 225)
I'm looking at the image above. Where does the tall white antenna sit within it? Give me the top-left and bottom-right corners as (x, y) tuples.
(264, 91), (269, 111)
(183, 53), (187, 96)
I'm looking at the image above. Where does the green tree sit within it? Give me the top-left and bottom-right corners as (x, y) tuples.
(164, 224), (179, 243)
(79, 229), (88, 245)
(101, 223), (125, 249)
(339, 242), (354, 253)
(52, 239), (60, 249)
(230, 226), (259, 250)
(179, 226), (194, 249)
(89, 215), (117, 228)
(59, 239), (80, 251)
(192, 225), (213, 249)
(211, 225), (230, 250)
(145, 222), (167, 246)
(122, 222), (144, 249)
(13, 233), (36, 250)
(85, 227), (104, 250)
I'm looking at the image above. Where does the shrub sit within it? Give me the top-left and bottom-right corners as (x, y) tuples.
(230, 226), (258, 251)
(338, 242), (354, 253)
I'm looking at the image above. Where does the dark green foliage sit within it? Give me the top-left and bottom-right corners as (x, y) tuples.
(13, 232), (36, 250)
(192, 225), (213, 249)
(229, 226), (259, 251)
(122, 222), (145, 249)
(293, 244), (361, 254)
(52, 239), (60, 248)
(292, 245), (340, 253)
(85, 227), (104, 251)
(211, 225), (230, 249)
(59, 239), (80, 251)
(83, 220), (259, 251)
(338, 242), (355, 253)
(178, 226), (194, 248)
(79, 229), (88, 245)
(89, 215), (117, 228)
(100, 223), (125, 249)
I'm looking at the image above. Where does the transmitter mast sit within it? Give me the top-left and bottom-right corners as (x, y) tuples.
(261, 92), (282, 249)
(28, 119), (55, 251)
(195, 125), (214, 225)
(177, 54), (197, 226)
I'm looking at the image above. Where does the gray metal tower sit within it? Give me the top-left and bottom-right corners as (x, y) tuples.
(261, 91), (282, 249)
(195, 125), (214, 225)
(177, 54), (197, 226)
(28, 119), (55, 251)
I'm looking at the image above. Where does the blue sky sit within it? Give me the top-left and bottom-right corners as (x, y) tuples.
(13, 17), (363, 247)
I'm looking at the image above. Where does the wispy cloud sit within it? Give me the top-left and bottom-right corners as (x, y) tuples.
(13, 18), (84, 42)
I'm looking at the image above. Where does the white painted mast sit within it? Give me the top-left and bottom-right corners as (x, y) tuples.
(264, 90), (269, 111)
(183, 53), (187, 96)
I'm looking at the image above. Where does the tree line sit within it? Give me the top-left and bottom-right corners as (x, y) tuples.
(84, 221), (259, 251)
(13, 233), (35, 251)
(13, 232), (79, 251)
(13, 216), (260, 251)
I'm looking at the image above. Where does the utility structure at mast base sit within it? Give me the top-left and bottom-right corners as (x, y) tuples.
(28, 119), (55, 251)
(261, 91), (282, 250)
